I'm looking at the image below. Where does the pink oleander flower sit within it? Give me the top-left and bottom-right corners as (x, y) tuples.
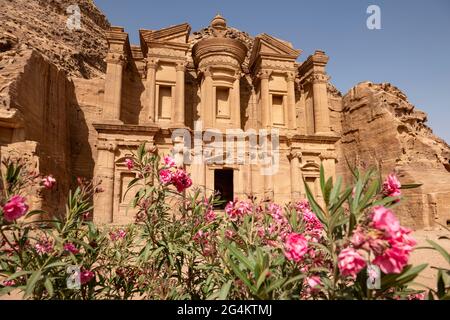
(205, 209), (216, 222)
(35, 237), (54, 255)
(407, 293), (425, 300)
(110, 229), (127, 241)
(163, 155), (176, 168)
(350, 228), (367, 248)
(2, 280), (16, 287)
(63, 242), (80, 254)
(302, 208), (323, 240)
(80, 269), (95, 285)
(284, 233), (308, 263)
(159, 169), (172, 184)
(371, 206), (400, 236)
(338, 247), (366, 278)
(382, 173), (401, 197)
(304, 276), (322, 294)
(225, 229), (234, 239)
(2, 195), (29, 222)
(125, 158), (134, 170)
(268, 203), (283, 222)
(295, 200), (311, 212)
(171, 169), (192, 192)
(42, 175), (56, 189)
(389, 227), (416, 254)
(225, 199), (253, 221)
(373, 246), (409, 274)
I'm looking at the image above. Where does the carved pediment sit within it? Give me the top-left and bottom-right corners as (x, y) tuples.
(250, 33), (302, 68)
(140, 23), (190, 43)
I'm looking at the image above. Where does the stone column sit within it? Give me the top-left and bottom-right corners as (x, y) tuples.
(286, 72), (297, 130)
(145, 58), (158, 123)
(94, 141), (117, 224)
(174, 62), (186, 126)
(202, 68), (213, 129)
(289, 151), (302, 200)
(320, 151), (337, 181)
(103, 53), (126, 123)
(263, 146), (274, 201)
(236, 165), (245, 199)
(312, 74), (331, 134)
(233, 73), (241, 128)
(260, 70), (271, 129)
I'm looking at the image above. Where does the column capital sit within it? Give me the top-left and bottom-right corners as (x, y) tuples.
(146, 57), (159, 70)
(176, 61), (188, 72)
(308, 72), (329, 85)
(286, 71), (296, 82)
(319, 150), (337, 160)
(258, 69), (272, 80)
(105, 52), (127, 66)
(200, 67), (213, 78)
(288, 150), (302, 161)
(97, 140), (118, 152)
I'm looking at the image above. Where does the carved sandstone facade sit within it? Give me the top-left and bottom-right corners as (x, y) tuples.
(89, 16), (339, 224)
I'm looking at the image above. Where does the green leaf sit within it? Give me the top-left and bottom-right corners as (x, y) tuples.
(44, 278), (54, 297)
(227, 244), (254, 271)
(256, 269), (270, 291)
(426, 239), (450, 264)
(218, 280), (233, 300)
(227, 256), (255, 292)
(400, 183), (423, 190)
(25, 270), (42, 298)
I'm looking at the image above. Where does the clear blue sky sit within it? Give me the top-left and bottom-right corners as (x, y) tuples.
(94, 0), (450, 143)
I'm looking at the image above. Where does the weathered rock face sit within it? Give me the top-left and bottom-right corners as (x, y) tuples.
(0, 0), (109, 78)
(0, 0), (110, 215)
(337, 81), (450, 228)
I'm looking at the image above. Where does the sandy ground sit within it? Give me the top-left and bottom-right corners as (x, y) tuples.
(408, 227), (450, 291)
(1, 228), (449, 300)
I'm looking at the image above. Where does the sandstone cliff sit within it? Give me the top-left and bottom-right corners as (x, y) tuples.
(0, 0), (109, 79)
(337, 81), (450, 228)
(0, 0), (110, 216)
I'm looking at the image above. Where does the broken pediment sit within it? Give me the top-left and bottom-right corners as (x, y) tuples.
(250, 33), (301, 67)
(140, 23), (191, 57)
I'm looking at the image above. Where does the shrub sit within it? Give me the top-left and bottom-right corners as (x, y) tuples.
(1, 143), (448, 300)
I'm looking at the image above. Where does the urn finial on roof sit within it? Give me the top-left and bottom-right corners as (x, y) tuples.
(210, 14), (227, 37)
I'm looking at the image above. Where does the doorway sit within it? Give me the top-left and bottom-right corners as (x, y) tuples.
(214, 169), (234, 209)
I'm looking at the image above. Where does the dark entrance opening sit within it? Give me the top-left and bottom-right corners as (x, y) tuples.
(214, 169), (234, 209)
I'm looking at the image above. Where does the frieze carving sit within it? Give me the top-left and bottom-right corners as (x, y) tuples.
(148, 47), (186, 58)
(197, 55), (241, 69)
(260, 59), (296, 71)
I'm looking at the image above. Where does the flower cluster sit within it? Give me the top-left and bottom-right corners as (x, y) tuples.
(158, 156), (192, 193)
(338, 206), (416, 277)
(224, 199), (253, 221)
(284, 232), (308, 262)
(63, 242), (80, 254)
(2, 195), (28, 222)
(382, 173), (401, 197)
(42, 175), (56, 190)
(34, 236), (54, 255)
(109, 228), (127, 241)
